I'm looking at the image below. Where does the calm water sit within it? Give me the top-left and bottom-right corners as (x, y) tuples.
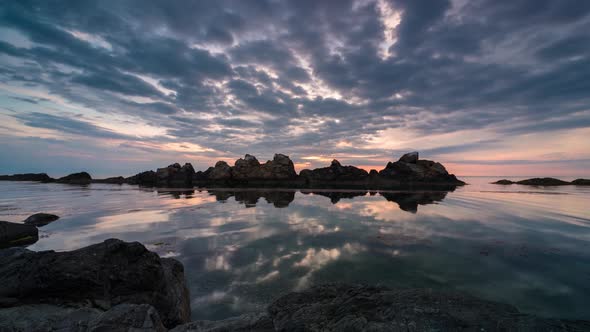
(1, 177), (589, 320)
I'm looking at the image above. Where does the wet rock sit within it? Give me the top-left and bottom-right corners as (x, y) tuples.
(399, 151), (419, 163)
(23, 213), (60, 227)
(56, 172), (92, 185)
(492, 179), (514, 185)
(571, 178), (590, 185)
(0, 173), (54, 182)
(0, 239), (190, 328)
(0, 221), (38, 249)
(515, 178), (570, 186)
(267, 284), (589, 332)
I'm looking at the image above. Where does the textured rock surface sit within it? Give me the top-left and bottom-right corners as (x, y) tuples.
(266, 284), (589, 332)
(0, 239), (190, 328)
(156, 163), (195, 187)
(378, 154), (462, 185)
(126, 170), (157, 186)
(56, 172), (92, 185)
(572, 178), (590, 185)
(300, 160), (369, 184)
(0, 221), (38, 249)
(171, 313), (274, 332)
(207, 161), (233, 181)
(398, 151), (419, 163)
(23, 213), (60, 227)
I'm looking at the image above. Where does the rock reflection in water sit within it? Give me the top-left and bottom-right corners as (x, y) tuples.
(207, 190), (296, 208)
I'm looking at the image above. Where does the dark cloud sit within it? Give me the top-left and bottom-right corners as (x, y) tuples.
(1, 0), (589, 174)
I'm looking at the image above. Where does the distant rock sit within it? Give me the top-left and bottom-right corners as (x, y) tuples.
(207, 161), (232, 181)
(156, 163), (195, 187)
(300, 159), (369, 185)
(0, 221), (39, 249)
(0, 239), (190, 328)
(232, 154), (263, 180)
(126, 170), (157, 186)
(378, 153), (464, 185)
(571, 178), (590, 185)
(0, 173), (53, 182)
(492, 179), (514, 185)
(516, 178), (570, 186)
(93, 176), (125, 184)
(231, 154), (298, 181)
(23, 213), (59, 227)
(398, 151), (419, 163)
(56, 172), (92, 185)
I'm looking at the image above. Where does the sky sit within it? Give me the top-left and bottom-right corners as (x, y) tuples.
(1, 0), (590, 178)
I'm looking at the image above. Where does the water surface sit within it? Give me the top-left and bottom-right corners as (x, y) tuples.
(1, 177), (589, 320)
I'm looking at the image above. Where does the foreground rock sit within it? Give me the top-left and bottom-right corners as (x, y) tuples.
(56, 171), (92, 185)
(23, 213), (59, 227)
(0, 221), (38, 249)
(172, 284), (589, 331)
(492, 177), (589, 186)
(0, 173), (53, 182)
(377, 152), (464, 186)
(0, 239), (190, 328)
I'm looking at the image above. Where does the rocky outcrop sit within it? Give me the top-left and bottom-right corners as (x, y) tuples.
(0, 221), (38, 249)
(492, 177), (588, 186)
(0, 173), (53, 182)
(126, 170), (157, 186)
(378, 152), (463, 185)
(206, 161), (232, 181)
(56, 172), (92, 185)
(572, 178), (590, 185)
(171, 284), (589, 331)
(156, 163), (195, 187)
(0, 239), (190, 328)
(300, 160), (369, 186)
(231, 154), (298, 181)
(93, 176), (125, 184)
(23, 213), (59, 227)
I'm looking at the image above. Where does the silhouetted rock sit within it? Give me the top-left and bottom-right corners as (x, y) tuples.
(492, 179), (514, 185)
(381, 191), (449, 213)
(0, 239), (190, 328)
(230, 154), (298, 182)
(126, 170), (157, 186)
(208, 161), (232, 181)
(0, 173), (53, 182)
(300, 160), (369, 186)
(23, 213), (59, 227)
(0, 221), (38, 249)
(93, 176), (125, 184)
(56, 172), (92, 185)
(399, 151), (419, 163)
(378, 153), (463, 185)
(571, 178), (590, 185)
(156, 163), (195, 187)
(516, 178), (570, 186)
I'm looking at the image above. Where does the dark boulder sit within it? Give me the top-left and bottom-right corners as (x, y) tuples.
(300, 160), (369, 184)
(56, 172), (92, 185)
(0, 239), (190, 328)
(0, 173), (54, 182)
(378, 153), (463, 185)
(23, 213), (59, 227)
(207, 161), (232, 181)
(126, 170), (157, 186)
(231, 154), (298, 181)
(0, 221), (38, 249)
(571, 178), (590, 185)
(93, 176), (125, 184)
(492, 179), (514, 185)
(156, 163), (195, 187)
(515, 178), (570, 186)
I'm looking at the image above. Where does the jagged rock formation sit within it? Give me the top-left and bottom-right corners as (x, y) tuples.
(0, 221), (38, 249)
(492, 177), (590, 186)
(56, 172), (92, 185)
(377, 152), (463, 185)
(300, 160), (369, 186)
(156, 163), (195, 187)
(126, 170), (157, 186)
(0, 239), (190, 328)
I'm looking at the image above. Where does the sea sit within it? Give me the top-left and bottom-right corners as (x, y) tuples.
(1, 177), (589, 320)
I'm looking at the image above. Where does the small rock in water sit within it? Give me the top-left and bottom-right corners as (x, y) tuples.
(23, 213), (60, 227)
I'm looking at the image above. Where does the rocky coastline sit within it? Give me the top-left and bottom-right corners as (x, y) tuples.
(0, 239), (588, 331)
(0, 152), (466, 189)
(492, 177), (590, 186)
